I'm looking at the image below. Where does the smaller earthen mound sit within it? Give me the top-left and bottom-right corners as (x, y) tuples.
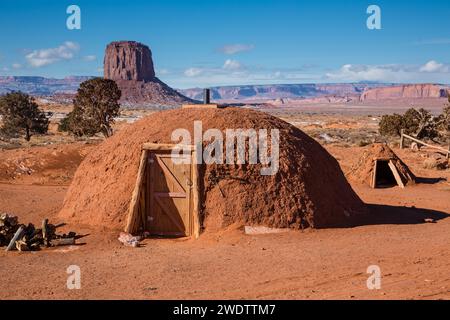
(349, 144), (416, 188)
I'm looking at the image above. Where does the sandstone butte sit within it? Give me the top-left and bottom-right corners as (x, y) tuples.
(103, 41), (193, 107)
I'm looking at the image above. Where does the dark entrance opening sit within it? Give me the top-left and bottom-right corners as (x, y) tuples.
(374, 160), (397, 188)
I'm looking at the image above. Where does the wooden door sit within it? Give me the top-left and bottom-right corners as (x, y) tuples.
(388, 160), (405, 188)
(146, 151), (193, 237)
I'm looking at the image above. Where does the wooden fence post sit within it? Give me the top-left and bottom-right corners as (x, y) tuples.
(400, 129), (405, 149)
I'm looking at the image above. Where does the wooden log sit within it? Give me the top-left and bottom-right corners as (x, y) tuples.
(42, 219), (48, 241)
(5, 226), (25, 252)
(16, 240), (29, 252)
(125, 150), (148, 234)
(54, 223), (66, 229)
(142, 143), (195, 151)
(388, 160), (405, 188)
(42, 218), (51, 247)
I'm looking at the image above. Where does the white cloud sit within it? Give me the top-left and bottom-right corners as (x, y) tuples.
(167, 63), (318, 88)
(420, 60), (449, 73)
(184, 67), (203, 77)
(167, 60), (450, 89)
(218, 44), (254, 55)
(83, 55), (96, 62)
(222, 59), (242, 70)
(26, 41), (80, 67)
(326, 64), (397, 82)
(326, 61), (450, 82)
(12, 63), (22, 69)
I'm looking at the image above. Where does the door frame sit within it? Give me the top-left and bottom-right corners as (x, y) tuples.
(371, 157), (405, 189)
(125, 143), (200, 238)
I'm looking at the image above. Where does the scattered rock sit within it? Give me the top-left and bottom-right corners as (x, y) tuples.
(118, 232), (141, 247)
(244, 226), (290, 235)
(410, 142), (420, 152)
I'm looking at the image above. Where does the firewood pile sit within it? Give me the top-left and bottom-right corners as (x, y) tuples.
(0, 213), (77, 252)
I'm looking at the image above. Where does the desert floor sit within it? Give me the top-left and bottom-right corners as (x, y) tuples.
(0, 107), (449, 300)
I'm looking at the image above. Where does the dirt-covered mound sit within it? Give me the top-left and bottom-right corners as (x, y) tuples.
(59, 108), (366, 231)
(348, 143), (416, 186)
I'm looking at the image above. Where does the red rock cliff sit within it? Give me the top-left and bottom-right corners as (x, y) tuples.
(360, 84), (448, 101)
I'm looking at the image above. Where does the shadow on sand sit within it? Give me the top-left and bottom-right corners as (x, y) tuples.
(347, 204), (449, 227)
(415, 176), (447, 185)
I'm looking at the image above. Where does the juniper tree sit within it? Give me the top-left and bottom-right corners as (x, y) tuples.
(379, 108), (439, 139)
(0, 91), (50, 141)
(438, 94), (450, 141)
(61, 78), (121, 138)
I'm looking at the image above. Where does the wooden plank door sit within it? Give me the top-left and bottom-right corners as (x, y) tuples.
(388, 160), (405, 189)
(147, 151), (193, 237)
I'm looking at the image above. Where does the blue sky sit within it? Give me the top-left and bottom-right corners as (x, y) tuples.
(0, 0), (449, 88)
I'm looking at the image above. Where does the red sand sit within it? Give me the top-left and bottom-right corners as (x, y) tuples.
(1, 144), (449, 300)
(59, 108), (365, 231)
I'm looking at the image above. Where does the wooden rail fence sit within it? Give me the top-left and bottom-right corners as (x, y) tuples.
(400, 129), (450, 159)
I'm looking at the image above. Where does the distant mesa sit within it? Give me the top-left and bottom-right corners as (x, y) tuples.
(179, 83), (387, 101)
(103, 41), (193, 108)
(360, 84), (449, 101)
(179, 83), (450, 102)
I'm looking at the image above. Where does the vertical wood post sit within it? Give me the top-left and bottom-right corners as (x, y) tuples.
(192, 148), (200, 239)
(125, 150), (148, 234)
(400, 129), (405, 149)
(371, 160), (378, 189)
